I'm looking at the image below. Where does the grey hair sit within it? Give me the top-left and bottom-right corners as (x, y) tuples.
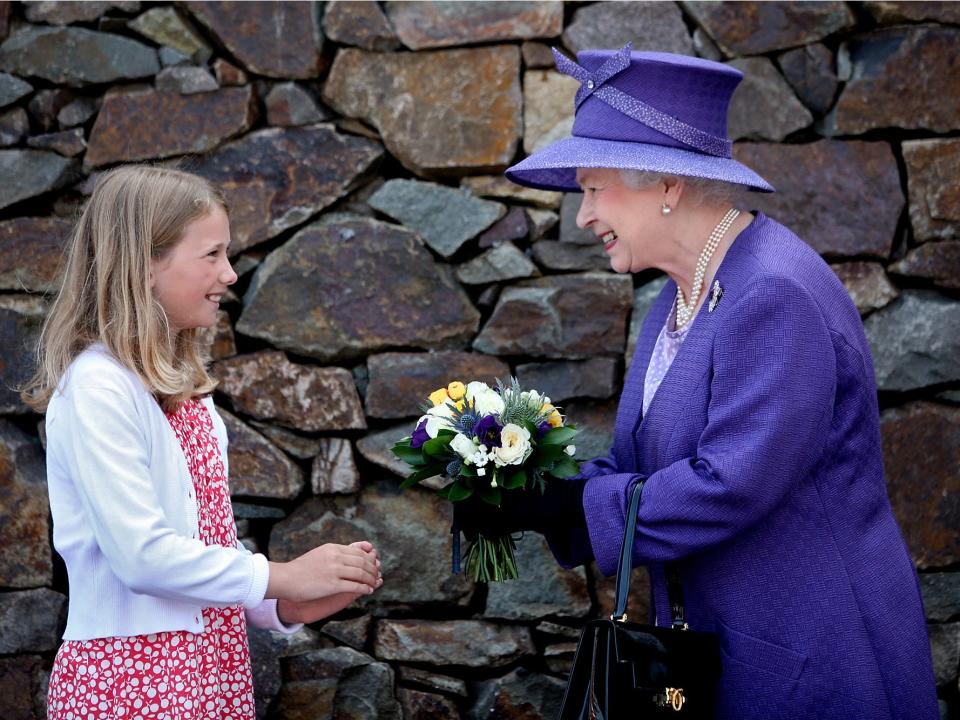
(618, 170), (742, 207)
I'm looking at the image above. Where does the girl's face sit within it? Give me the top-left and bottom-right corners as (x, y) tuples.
(575, 168), (664, 274)
(150, 206), (237, 334)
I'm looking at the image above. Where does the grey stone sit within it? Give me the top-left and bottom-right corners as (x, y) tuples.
(365, 351), (510, 420)
(158, 46), (191, 67)
(231, 502), (286, 521)
(375, 619), (533, 666)
(560, 193), (595, 245)
(26, 127), (86, 157)
(865, 1), (960, 24)
(522, 41), (556, 69)
(929, 623), (960, 687)
(399, 688), (461, 720)
(197, 309), (236, 361)
(889, 242), (960, 291)
(472, 668), (566, 720)
(218, 408), (305, 500)
(0, 72), (31, 109)
(831, 262), (899, 316)
(0, 655), (45, 720)
(28, 87), (74, 133)
(562, 398), (618, 464)
(191, 126), (383, 255)
(778, 43), (838, 116)
(0, 149), (77, 210)
(369, 179), (505, 258)
(265, 82), (325, 127)
(323, 46), (521, 178)
(865, 291), (960, 391)
(527, 208), (559, 240)
(0, 419), (51, 587)
(456, 242), (539, 285)
(902, 139), (960, 244)
(386, 1), (563, 50)
(128, 6), (212, 63)
(238, 216), (479, 362)
(727, 57), (812, 141)
(476, 207), (530, 249)
(0, 106), (28, 146)
(563, 1), (693, 55)
(627, 276), (670, 365)
(154, 65), (218, 95)
(24, 1), (140, 25)
(485, 533), (591, 620)
(474, 273), (633, 359)
(248, 422), (320, 460)
(214, 351), (366, 432)
(356, 424), (417, 479)
(921, 573), (960, 623)
(461, 174), (561, 210)
(248, 626), (326, 720)
(397, 666), (468, 698)
(56, 96), (99, 128)
(692, 27), (724, 61)
(322, 614), (371, 651)
(532, 240), (611, 272)
(323, 0), (400, 52)
(0, 26), (158, 87)
(523, 69), (578, 154)
(535, 621), (582, 642)
(311, 438), (360, 495)
(544, 642), (577, 674)
(0, 589), (65, 653)
(683, 1), (854, 56)
(515, 357), (619, 402)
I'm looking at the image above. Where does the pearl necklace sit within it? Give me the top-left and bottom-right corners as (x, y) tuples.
(675, 208), (740, 329)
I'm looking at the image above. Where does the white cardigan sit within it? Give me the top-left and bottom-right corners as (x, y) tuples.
(46, 344), (298, 640)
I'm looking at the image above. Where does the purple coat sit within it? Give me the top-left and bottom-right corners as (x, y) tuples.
(551, 213), (938, 719)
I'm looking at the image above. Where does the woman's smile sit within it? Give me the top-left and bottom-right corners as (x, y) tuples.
(600, 230), (618, 252)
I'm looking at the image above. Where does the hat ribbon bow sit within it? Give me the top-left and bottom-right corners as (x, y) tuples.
(551, 43), (732, 159)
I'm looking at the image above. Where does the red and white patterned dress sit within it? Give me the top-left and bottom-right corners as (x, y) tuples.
(48, 398), (256, 720)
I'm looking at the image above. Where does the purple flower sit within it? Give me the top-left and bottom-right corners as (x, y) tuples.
(410, 419), (430, 449)
(474, 415), (503, 448)
(536, 421), (552, 439)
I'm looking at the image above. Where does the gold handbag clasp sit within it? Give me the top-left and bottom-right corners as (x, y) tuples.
(657, 687), (685, 712)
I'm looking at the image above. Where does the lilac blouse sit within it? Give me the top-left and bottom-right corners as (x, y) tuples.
(642, 299), (692, 416)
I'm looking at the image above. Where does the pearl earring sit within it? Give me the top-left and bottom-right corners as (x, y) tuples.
(661, 204), (672, 216)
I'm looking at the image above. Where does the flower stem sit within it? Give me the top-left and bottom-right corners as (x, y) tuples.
(463, 533), (518, 582)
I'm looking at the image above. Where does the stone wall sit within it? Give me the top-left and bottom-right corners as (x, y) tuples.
(0, 1), (958, 718)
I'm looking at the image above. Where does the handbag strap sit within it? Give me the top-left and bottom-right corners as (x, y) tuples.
(612, 480), (686, 628)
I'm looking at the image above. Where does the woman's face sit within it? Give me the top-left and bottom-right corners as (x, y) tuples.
(150, 206), (237, 334)
(575, 168), (663, 274)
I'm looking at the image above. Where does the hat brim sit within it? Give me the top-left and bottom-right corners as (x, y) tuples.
(505, 136), (775, 193)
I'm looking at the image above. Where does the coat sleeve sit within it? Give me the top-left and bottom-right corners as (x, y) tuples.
(584, 277), (837, 575)
(54, 384), (270, 608)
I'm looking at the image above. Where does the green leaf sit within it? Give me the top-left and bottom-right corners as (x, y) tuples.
(392, 444), (428, 465)
(548, 456), (580, 479)
(437, 428), (457, 439)
(504, 469), (526, 489)
(476, 484), (502, 506)
(423, 436), (452, 459)
(541, 426), (578, 446)
(447, 483), (474, 502)
(533, 443), (565, 465)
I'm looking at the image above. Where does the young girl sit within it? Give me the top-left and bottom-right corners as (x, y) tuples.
(22, 165), (383, 719)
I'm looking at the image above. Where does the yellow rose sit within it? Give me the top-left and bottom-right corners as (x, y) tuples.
(429, 388), (449, 406)
(447, 381), (466, 401)
(542, 403), (563, 428)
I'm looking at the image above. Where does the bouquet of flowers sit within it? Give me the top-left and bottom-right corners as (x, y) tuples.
(392, 378), (580, 582)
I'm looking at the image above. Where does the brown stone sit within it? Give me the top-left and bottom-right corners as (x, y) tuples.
(322, 614), (371, 650)
(0, 419), (52, 587)
(323, 46), (521, 177)
(544, 642), (577, 674)
(476, 207), (531, 250)
(197, 309), (235, 360)
(889, 242), (960, 291)
(522, 41), (555, 69)
(830, 26), (960, 135)
(726, 57), (812, 141)
(473, 668), (566, 719)
(265, 82), (325, 127)
(532, 239), (613, 272)
(0, 2), (8, 43)
(398, 688), (461, 720)
(26, 127), (86, 157)
(311, 438), (359, 495)
(365, 351), (510, 419)
(397, 666), (468, 697)
(0, 216), (72, 293)
(212, 58), (247, 87)
(273, 679), (337, 720)
(461, 174), (561, 210)
(237, 216), (480, 362)
(0, 106), (28, 145)
(831, 262), (899, 316)
(515, 357), (619, 403)
(192, 126), (383, 255)
(881, 402), (960, 569)
(777, 43), (839, 116)
(864, 1), (960, 24)
(0, 655), (44, 720)
(323, 0), (400, 52)
(375, 619), (533, 666)
(474, 273), (633, 359)
(214, 351), (366, 432)
(0, 296), (45, 415)
(217, 408), (304, 500)
(24, 1), (140, 25)
(386, 1), (562, 50)
(524, 69), (578, 154)
(86, 86), (254, 168)
(186, 1), (324, 79)
(902, 139), (960, 243)
(684, 1), (854, 56)
(28, 88), (74, 132)
(595, 562), (652, 623)
(734, 140), (902, 259)
(563, 1), (693, 55)
(248, 422), (321, 460)
(154, 65), (218, 95)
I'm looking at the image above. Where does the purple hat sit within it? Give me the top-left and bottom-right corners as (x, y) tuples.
(505, 44), (775, 193)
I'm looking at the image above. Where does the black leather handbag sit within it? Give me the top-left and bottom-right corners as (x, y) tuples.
(558, 481), (722, 719)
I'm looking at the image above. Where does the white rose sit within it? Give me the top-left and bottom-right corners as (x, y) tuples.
(450, 433), (476, 460)
(465, 381), (490, 403)
(564, 445), (576, 456)
(473, 387), (505, 416)
(494, 423), (532, 467)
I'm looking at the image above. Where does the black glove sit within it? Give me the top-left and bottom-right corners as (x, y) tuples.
(453, 477), (587, 539)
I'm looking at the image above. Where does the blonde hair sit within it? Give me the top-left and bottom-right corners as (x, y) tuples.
(21, 165), (228, 413)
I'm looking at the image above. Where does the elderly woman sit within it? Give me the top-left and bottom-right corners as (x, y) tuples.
(457, 46), (937, 719)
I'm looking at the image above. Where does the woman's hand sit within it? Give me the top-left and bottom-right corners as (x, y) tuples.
(267, 540), (382, 604)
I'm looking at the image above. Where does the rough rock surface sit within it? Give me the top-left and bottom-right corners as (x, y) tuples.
(218, 408), (305, 500)
(563, 1), (693, 55)
(902, 139), (960, 243)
